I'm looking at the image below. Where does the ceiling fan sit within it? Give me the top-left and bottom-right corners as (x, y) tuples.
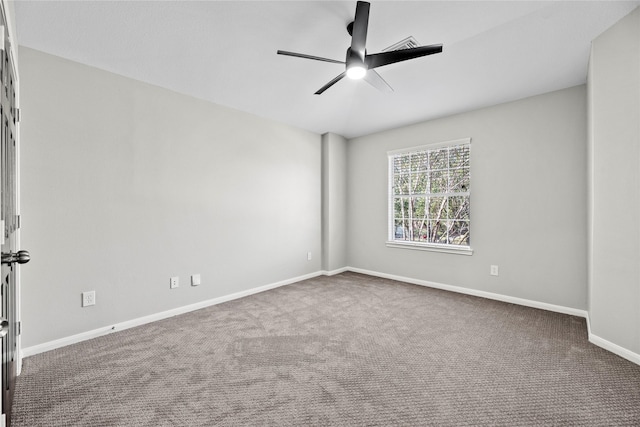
(277, 1), (443, 95)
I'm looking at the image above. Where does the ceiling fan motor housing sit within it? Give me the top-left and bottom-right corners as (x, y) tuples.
(346, 47), (366, 68)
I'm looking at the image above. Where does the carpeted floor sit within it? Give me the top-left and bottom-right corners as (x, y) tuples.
(11, 272), (640, 426)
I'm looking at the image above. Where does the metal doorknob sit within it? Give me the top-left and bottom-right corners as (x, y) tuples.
(1, 250), (30, 265)
(0, 318), (8, 338)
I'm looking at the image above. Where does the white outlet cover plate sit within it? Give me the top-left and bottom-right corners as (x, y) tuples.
(82, 291), (96, 307)
(170, 277), (179, 289)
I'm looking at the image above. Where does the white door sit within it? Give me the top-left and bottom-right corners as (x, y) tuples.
(0, 6), (26, 426)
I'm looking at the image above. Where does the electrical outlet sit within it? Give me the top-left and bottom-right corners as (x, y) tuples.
(191, 274), (201, 286)
(490, 265), (499, 276)
(307, 252), (312, 261)
(82, 291), (96, 307)
(170, 276), (179, 289)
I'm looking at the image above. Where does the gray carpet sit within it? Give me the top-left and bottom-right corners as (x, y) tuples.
(11, 272), (640, 426)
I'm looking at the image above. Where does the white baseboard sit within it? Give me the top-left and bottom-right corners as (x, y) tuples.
(348, 267), (640, 367)
(588, 333), (640, 365)
(585, 315), (640, 365)
(346, 267), (589, 318)
(321, 267), (349, 276)
(21, 270), (325, 358)
(22, 266), (640, 368)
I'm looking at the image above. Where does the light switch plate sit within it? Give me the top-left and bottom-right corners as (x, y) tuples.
(191, 274), (201, 286)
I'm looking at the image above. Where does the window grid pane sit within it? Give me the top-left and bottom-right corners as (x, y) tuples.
(390, 143), (470, 247)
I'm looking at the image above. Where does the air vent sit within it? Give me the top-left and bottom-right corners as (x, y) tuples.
(383, 36), (420, 52)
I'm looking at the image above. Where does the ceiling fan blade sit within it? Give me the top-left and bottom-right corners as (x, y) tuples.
(350, 1), (370, 58)
(277, 50), (345, 65)
(315, 72), (347, 95)
(364, 70), (393, 93)
(366, 44), (443, 69)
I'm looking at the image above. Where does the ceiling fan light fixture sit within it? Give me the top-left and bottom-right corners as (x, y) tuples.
(346, 64), (366, 80)
(277, 1), (443, 94)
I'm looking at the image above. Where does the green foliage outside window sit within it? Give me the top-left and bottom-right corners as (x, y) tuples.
(390, 142), (470, 246)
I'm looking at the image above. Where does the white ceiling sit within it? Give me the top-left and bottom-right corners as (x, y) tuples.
(13, 1), (640, 138)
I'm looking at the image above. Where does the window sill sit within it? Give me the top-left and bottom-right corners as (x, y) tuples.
(386, 241), (474, 256)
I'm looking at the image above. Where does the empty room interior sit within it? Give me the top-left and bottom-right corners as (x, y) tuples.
(2, 0), (640, 425)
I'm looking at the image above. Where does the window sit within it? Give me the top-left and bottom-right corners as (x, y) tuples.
(388, 138), (471, 255)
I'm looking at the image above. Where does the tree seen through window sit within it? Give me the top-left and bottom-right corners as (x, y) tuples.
(390, 141), (470, 247)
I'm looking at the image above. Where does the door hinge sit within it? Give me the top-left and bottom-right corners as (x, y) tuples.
(16, 215), (20, 230)
(15, 107), (19, 123)
(17, 321), (21, 336)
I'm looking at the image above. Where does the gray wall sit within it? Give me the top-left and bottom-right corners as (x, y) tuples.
(588, 7), (640, 354)
(19, 47), (322, 347)
(321, 133), (347, 272)
(347, 86), (588, 310)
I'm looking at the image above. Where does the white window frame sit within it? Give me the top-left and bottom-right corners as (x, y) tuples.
(387, 138), (473, 256)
